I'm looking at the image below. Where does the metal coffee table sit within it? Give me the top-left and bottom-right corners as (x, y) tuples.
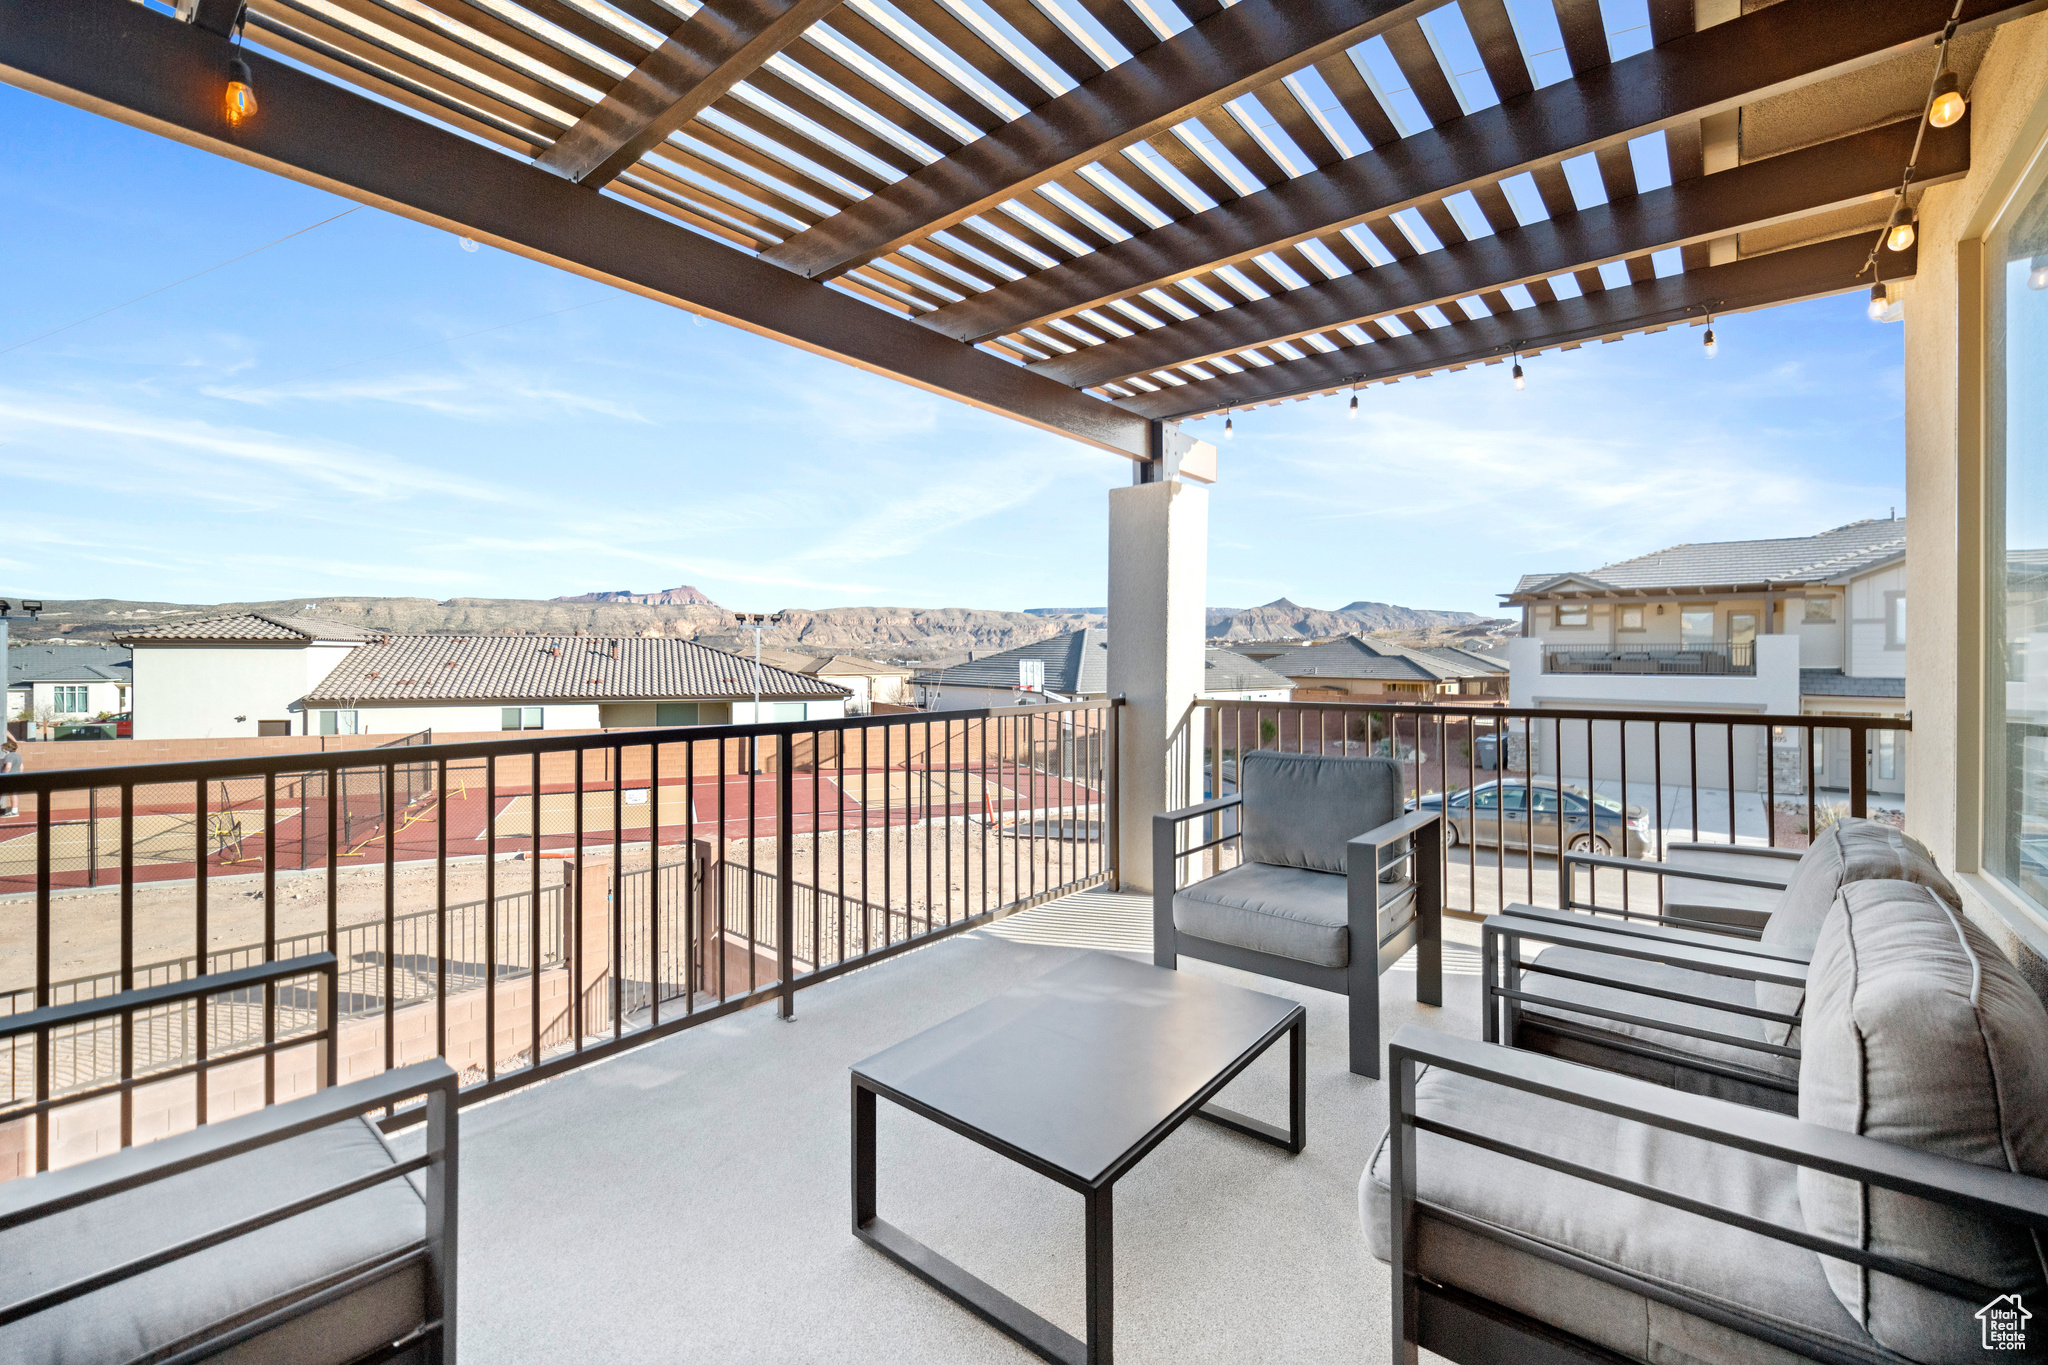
(850, 952), (1307, 1365)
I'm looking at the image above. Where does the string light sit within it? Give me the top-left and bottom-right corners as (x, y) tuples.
(1858, 0), (1963, 287)
(1702, 317), (1718, 359)
(1224, 410), (1234, 439)
(225, 55), (257, 128)
(1928, 73), (1967, 128)
(1868, 285), (1889, 320)
(1347, 386), (1358, 419)
(1511, 349), (1525, 391)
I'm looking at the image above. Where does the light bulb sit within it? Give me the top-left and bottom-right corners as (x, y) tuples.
(1512, 362), (1525, 391)
(1224, 415), (1234, 439)
(1347, 393), (1358, 419)
(1929, 73), (1966, 129)
(225, 57), (257, 128)
(1887, 220), (1916, 252)
(1867, 285), (1888, 320)
(2030, 256), (2048, 291)
(1703, 326), (1717, 358)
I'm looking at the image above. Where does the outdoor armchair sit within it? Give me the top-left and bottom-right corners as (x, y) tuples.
(1496, 820), (1965, 1110)
(1370, 880), (2048, 1364)
(1153, 750), (1442, 1079)
(0, 957), (458, 1365)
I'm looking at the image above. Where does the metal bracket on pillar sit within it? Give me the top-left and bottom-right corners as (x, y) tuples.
(1141, 420), (1216, 485)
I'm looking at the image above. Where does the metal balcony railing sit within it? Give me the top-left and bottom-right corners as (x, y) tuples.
(0, 700), (1118, 1177)
(1169, 697), (1910, 921)
(1542, 641), (1757, 675)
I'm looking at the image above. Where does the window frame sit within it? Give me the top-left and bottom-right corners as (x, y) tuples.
(1552, 603), (1590, 629)
(1885, 591), (1908, 650)
(1617, 606), (1645, 631)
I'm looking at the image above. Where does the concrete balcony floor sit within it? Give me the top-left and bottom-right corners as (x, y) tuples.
(398, 889), (1484, 1364)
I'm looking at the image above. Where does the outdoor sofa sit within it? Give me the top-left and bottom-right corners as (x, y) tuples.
(1486, 819), (1957, 1112)
(1153, 750), (1442, 1078)
(0, 955), (458, 1365)
(1368, 876), (2048, 1365)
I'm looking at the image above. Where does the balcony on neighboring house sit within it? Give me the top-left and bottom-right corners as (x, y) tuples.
(1541, 641), (1758, 676)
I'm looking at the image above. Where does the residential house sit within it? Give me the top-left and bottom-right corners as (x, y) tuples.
(754, 650), (915, 712)
(1233, 636), (1509, 702)
(117, 614), (846, 738)
(5, 643), (132, 736)
(1504, 518), (1908, 794)
(912, 628), (1294, 709)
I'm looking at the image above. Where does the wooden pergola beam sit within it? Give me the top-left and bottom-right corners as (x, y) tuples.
(923, 0), (2034, 345)
(758, 0), (1441, 280)
(0, 0), (1147, 458)
(535, 0), (843, 188)
(1108, 233), (1912, 421)
(1034, 117), (1965, 389)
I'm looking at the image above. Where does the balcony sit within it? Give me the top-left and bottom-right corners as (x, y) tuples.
(1541, 642), (1756, 676)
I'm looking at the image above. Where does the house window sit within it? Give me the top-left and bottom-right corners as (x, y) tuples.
(1554, 604), (1588, 628)
(52, 686), (89, 712)
(315, 710), (360, 736)
(1875, 730), (1898, 782)
(1681, 609), (1715, 649)
(1885, 592), (1907, 649)
(1983, 150), (2048, 910)
(655, 703), (700, 726)
(1618, 607), (1644, 631)
(502, 707), (544, 730)
(1803, 596), (1836, 623)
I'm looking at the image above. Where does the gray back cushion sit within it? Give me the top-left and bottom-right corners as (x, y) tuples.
(1240, 751), (1402, 876)
(1755, 819), (1961, 1045)
(1798, 879), (2048, 1359)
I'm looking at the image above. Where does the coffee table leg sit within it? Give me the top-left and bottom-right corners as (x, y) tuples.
(853, 1076), (877, 1234)
(1085, 1186), (1113, 1365)
(1289, 1011), (1307, 1154)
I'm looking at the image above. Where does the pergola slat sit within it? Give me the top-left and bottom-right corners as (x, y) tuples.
(1457, 0), (1533, 103)
(760, 0), (1442, 279)
(1383, 20), (1463, 127)
(1110, 232), (1916, 420)
(916, 0), (2012, 345)
(1030, 117), (1964, 388)
(535, 0), (842, 187)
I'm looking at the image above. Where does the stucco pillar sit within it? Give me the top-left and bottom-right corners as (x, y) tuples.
(1107, 470), (1208, 892)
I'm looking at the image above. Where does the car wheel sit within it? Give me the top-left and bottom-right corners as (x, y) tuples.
(1568, 833), (1612, 856)
(1444, 820), (1462, 848)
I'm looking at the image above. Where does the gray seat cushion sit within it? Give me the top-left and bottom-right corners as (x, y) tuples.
(1756, 820), (1961, 1045)
(1239, 750), (1401, 874)
(0, 1116), (428, 1365)
(1514, 946), (1799, 1112)
(1363, 1064), (1880, 1365)
(1799, 879), (2048, 1361)
(1173, 861), (1350, 968)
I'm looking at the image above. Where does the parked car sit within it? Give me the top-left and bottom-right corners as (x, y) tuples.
(111, 711), (132, 738)
(54, 722), (117, 741)
(1414, 779), (1648, 858)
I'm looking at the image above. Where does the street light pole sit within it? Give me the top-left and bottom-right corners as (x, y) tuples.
(735, 612), (784, 773)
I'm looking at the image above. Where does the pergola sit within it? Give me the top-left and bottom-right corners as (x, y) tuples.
(0, 0), (2027, 465)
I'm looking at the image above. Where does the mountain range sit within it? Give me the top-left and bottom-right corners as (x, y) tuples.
(4, 592), (1509, 659)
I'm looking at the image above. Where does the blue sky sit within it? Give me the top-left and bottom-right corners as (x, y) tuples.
(0, 82), (1906, 620)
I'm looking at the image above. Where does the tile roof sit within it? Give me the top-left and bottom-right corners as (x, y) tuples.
(1410, 645), (1509, 676)
(1202, 650), (1295, 692)
(305, 636), (848, 703)
(7, 643), (132, 686)
(910, 629), (1107, 696)
(1265, 636), (1472, 682)
(117, 613), (378, 643)
(1800, 669), (1907, 699)
(1511, 519), (1906, 596)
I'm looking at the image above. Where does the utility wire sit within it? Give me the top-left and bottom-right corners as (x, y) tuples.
(206, 297), (612, 400)
(0, 206), (363, 358)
